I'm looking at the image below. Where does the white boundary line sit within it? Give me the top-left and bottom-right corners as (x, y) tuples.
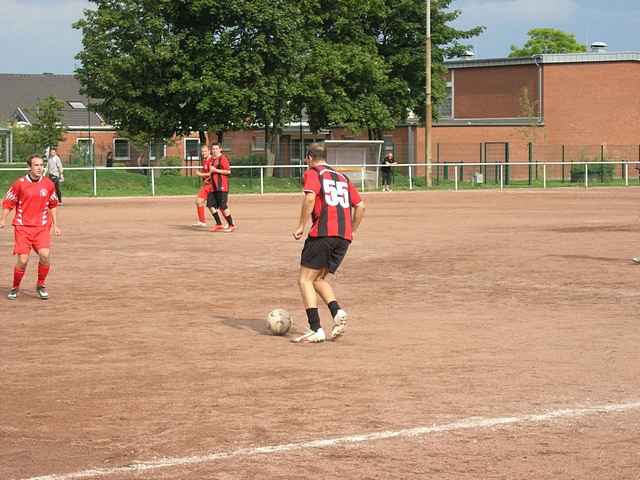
(19, 400), (640, 480)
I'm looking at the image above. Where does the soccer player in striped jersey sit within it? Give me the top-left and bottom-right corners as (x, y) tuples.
(193, 144), (213, 227)
(292, 143), (365, 343)
(207, 143), (235, 232)
(1, 155), (61, 300)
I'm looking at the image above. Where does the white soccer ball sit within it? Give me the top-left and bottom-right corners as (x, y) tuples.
(267, 309), (293, 336)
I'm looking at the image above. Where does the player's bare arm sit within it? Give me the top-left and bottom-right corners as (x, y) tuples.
(351, 201), (366, 238)
(211, 166), (231, 175)
(293, 192), (316, 240)
(0, 207), (11, 229)
(50, 207), (62, 236)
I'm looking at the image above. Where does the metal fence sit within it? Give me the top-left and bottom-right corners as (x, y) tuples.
(2, 161), (640, 197)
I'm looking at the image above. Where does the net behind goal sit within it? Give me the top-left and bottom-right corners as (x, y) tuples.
(325, 140), (383, 190)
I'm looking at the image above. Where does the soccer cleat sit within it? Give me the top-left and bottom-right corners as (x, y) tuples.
(7, 288), (18, 300)
(36, 285), (49, 300)
(632, 256), (640, 264)
(208, 224), (225, 232)
(192, 221), (207, 228)
(222, 225), (236, 233)
(331, 309), (348, 339)
(291, 328), (326, 344)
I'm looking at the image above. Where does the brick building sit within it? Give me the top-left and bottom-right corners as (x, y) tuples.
(3, 51), (640, 177)
(426, 51), (640, 178)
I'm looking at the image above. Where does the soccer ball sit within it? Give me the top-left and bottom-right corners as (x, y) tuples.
(267, 309), (293, 336)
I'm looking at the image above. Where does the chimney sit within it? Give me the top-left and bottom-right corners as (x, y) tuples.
(590, 42), (608, 53)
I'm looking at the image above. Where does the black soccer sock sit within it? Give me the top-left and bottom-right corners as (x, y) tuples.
(306, 308), (321, 332)
(328, 301), (341, 319)
(212, 212), (222, 225)
(224, 214), (234, 226)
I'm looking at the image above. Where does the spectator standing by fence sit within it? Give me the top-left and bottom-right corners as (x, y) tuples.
(46, 148), (64, 205)
(381, 152), (398, 192)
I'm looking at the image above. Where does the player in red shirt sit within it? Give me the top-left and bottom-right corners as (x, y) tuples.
(1, 155), (61, 300)
(193, 144), (213, 227)
(291, 143), (365, 343)
(206, 143), (236, 233)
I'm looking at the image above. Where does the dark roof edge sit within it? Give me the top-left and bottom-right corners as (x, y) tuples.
(446, 52), (640, 69)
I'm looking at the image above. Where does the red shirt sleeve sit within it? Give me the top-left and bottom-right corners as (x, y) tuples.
(303, 169), (321, 195)
(220, 155), (230, 171)
(348, 182), (362, 206)
(2, 180), (20, 210)
(48, 184), (59, 209)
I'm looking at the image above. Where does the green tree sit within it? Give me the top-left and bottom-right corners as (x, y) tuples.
(298, 0), (484, 138)
(25, 96), (66, 152)
(509, 28), (586, 57)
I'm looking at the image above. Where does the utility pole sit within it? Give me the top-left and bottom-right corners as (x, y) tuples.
(425, 0), (433, 187)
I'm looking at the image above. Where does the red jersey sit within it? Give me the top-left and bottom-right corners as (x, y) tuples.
(211, 154), (230, 192)
(3, 175), (59, 227)
(303, 165), (362, 241)
(202, 156), (212, 184)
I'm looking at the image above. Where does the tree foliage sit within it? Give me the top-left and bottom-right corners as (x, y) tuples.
(25, 96), (66, 152)
(74, 0), (483, 146)
(509, 28), (586, 57)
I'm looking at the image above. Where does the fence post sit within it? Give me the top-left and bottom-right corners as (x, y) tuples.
(150, 167), (156, 196)
(454, 166), (458, 191)
(543, 164), (547, 189)
(408, 164), (413, 190)
(499, 163), (504, 190)
(528, 143), (532, 185)
(625, 162), (629, 187)
(260, 167), (264, 195)
(561, 144), (565, 183)
(585, 163), (589, 188)
(92, 167), (97, 197)
(361, 166), (366, 192)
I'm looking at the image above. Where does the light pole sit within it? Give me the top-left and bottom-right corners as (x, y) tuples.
(425, 0), (432, 187)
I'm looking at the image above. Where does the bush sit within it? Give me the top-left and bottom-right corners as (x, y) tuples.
(231, 154), (264, 178)
(570, 162), (614, 182)
(159, 155), (182, 175)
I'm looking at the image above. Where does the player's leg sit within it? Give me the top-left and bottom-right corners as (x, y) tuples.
(9, 227), (32, 300)
(292, 266), (326, 343)
(292, 237), (331, 343)
(35, 248), (51, 300)
(206, 191), (226, 232)
(193, 188), (207, 226)
(9, 254), (29, 300)
(315, 238), (350, 338)
(220, 193), (236, 232)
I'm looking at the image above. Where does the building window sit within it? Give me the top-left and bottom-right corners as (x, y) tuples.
(252, 132), (265, 151)
(68, 101), (86, 110)
(76, 138), (95, 165)
(149, 141), (166, 161)
(437, 81), (453, 120)
(114, 138), (130, 160)
(383, 135), (395, 155)
(221, 137), (232, 153)
(184, 138), (200, 160)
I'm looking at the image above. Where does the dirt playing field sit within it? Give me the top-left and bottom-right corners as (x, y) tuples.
(1, 188), (640, 480)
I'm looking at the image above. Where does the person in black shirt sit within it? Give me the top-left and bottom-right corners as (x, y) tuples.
(381, 152), (398, 191)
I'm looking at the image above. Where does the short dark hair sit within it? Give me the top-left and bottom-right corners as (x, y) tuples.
(27, 154), (43, 167)
(306, 142), (326, 162)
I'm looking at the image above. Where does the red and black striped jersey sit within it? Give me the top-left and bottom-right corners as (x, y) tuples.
(303, 165), (362, 241)
(211, 154), (230, 192)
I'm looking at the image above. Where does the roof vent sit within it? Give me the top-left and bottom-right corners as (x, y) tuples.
(590, 42), (608, 53)
(461, 49), (475, 60)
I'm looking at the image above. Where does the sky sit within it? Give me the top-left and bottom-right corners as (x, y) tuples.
(1, 0), (640, 74)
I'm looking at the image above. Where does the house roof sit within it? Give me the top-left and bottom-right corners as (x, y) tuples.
(445, 51), (640, 69)
(0, 73), (107, 128)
